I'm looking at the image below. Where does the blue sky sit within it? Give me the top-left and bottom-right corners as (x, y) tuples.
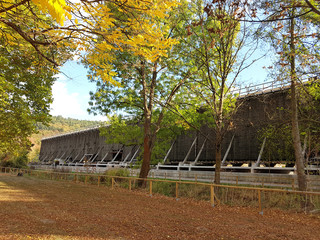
(51, 61), (108, 121)
(51, 52), (272, 121)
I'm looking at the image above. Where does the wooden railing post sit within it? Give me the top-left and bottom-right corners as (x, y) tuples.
(210, 185), (215, 207)
(129, 179), (132, 191)
(258, 190), (263, 215)
(149, 180), (153, 196)
(176, 182), (179, 200)
(112, 177), (114, 189)
(292, 179), (295, 190)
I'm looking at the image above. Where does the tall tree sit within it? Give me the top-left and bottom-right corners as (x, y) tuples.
(167, 0), (258, 184)
(85, 0), (186, 185)
(0, 41), (56, 159)
(0, 0), (73, 161)
(1, 0), (181, 166)
(257, 0), (320, 191)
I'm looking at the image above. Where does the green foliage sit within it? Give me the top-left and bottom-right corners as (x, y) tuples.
(85, 2), (190, 174)
(104, 168), (130, 178)
(259, 0), (320, 82)
(259, 125), (295, 164)
(100, 115), (142, 146)
(0, 2), (73, 163)
(298, 83), (320, 159)
(0, 151), (29, 168)
(152, 181), (176, 197)
(100, 114), (185, 165)
(166, 0), (249, 154)
(258, 82), (320, 163)
(0, 40), (55, 160)
(36, 115), (102, 132)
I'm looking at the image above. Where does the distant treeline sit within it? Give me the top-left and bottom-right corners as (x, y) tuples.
(36, 115), (103, 132)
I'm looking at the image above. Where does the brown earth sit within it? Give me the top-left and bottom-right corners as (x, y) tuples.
(0, 173), (319, 240)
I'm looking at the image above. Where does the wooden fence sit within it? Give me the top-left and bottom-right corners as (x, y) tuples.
(147, 170), (320, 190)
(1, 167), (320, 214)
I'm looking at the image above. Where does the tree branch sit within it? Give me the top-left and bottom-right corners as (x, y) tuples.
(0, 0), (29, 14)
(305, 0), (320, 15)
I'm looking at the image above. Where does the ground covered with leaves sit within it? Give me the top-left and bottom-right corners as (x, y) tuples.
(0, 174), (320, 240)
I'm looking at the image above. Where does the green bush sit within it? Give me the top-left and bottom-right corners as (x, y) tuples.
(104, 168), (130, 177)
(1, 152), (29, 168)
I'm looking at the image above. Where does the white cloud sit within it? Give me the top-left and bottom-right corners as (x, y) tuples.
(51, 75), (107, 121)
(51, 79), (86, 118)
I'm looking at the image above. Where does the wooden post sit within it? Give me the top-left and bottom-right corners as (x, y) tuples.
(292, 179), (295, 190)
(129, 179), (132, 191)
(258, 190), (263, 215)
(112, 177), (114, 189)
(98, 176), (100, 187)
(210, 185), (215, 207)
(176, 182), (179, 200)
(149, 180), (153, 196)
(195, 174), (198, 183)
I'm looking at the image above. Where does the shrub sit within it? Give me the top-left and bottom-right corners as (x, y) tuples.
(104, 168), (130, 177)
(1, 153), (29, 168)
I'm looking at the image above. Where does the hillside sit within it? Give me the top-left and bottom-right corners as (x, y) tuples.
(29, 115), (104, 161)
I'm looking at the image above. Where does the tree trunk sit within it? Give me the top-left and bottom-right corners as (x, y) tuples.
(138, 112), (152, 187)
(291, 82), (307, 191)
(214, 135), (222, 185)
(289, 6), (307, 192)
(138, 61), (158, 188)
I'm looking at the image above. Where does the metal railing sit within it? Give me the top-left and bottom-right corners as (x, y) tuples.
(231, 80), (290, 97)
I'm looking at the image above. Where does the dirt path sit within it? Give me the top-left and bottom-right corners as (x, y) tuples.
(0, 174), (319, 240)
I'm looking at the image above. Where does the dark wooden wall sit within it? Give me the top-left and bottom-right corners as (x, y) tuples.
(39, 89), (290, 164)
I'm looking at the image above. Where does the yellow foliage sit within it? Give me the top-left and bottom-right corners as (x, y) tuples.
(31, 0), (68, 25)
(1, 0), (179, 83)
(81, 0), (180, 84)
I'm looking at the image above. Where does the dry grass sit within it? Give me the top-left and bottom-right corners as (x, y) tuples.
(1, 173), (320, 240)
